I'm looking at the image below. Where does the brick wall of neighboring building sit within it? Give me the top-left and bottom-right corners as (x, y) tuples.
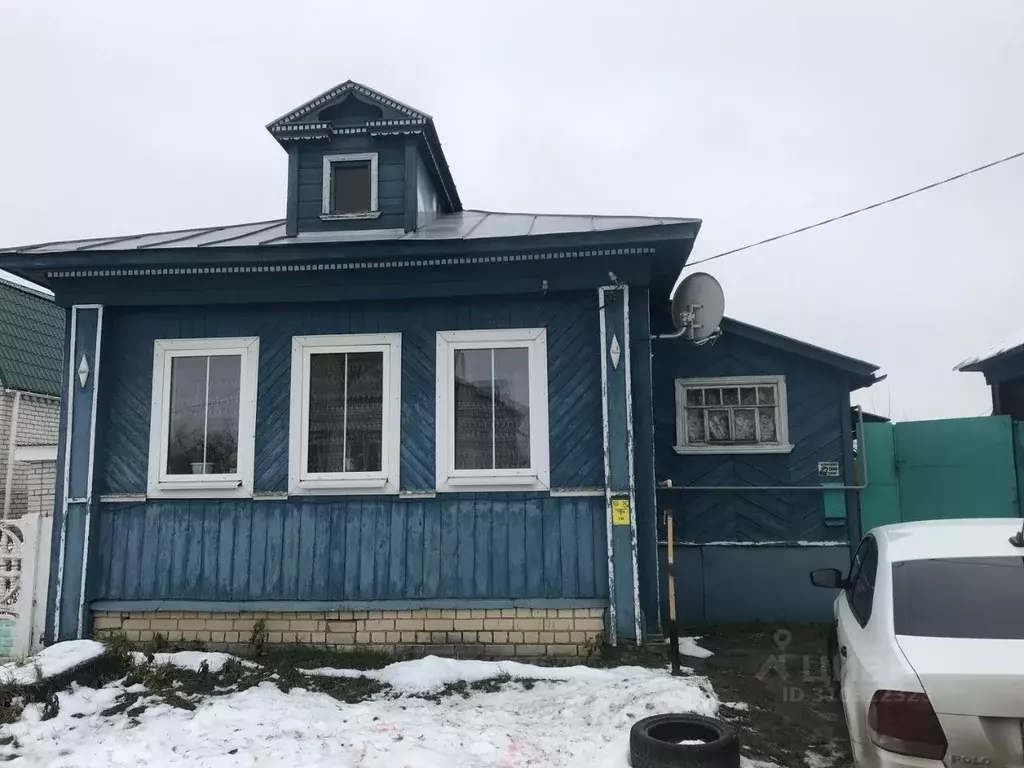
(92, 607), (607, 658)
(23, 461), (57, 518)
(14, 393), (60, 446)
(1, 390), (60, 519)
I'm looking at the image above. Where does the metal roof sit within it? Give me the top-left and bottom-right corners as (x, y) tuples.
(0, 210), (698, 254)
(0, 277), (65, 397)
(955, 328), (1024, 372)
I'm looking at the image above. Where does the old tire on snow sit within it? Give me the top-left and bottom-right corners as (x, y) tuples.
(629, 713), (740, 768)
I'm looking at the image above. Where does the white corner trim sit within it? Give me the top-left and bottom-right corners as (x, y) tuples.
(621, 286), (642, 647)
(674, 374), (791, 454)
(53, 305), (78, 641)
(146, 336), (259, 499)
(597, 286), (616, 646)
(288, 333), (402, 496)
(434, 327), (550, 493)
(15, 445), (59, 462)
(321, 152), (379, 216)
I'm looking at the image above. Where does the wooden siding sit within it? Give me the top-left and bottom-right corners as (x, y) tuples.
(653, 331), (852, 543)
(296, 134), (406, 233)
(98, 291), (603, 494)
(92, 496), (608, 602)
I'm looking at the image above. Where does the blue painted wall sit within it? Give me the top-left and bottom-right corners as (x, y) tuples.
(99, 292), (602, 495)
(660, 544), (849, 622)
(653, 328), (854, 544)
(296, 134), (407, 234)
(92, 291), (606, 604)
(92, 495), (607, 602)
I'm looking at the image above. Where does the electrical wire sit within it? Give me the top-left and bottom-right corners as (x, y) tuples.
(687, 149), (1024, 268)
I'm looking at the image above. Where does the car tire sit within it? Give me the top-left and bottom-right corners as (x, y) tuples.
(629, 714), (740, 768)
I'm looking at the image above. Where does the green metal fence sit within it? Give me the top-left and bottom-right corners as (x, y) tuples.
(860, 415), (1022, 530)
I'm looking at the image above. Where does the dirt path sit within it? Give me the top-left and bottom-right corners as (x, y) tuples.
(677, 623), (851, 768)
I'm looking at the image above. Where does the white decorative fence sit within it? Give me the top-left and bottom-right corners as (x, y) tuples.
(0, 514), (52, 659)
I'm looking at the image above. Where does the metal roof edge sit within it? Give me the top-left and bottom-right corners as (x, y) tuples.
(720, 317), (880, 378)
(1, 220), (700, 272)
(955, 344), (1024, 373)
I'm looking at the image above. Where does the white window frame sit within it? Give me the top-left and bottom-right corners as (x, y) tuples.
(435, 328), (550, 493)
(674, 374), (793, 455)
(289, 333), (401, 495)
(147, 337), (260, 499)
(320, 152), (380, 220)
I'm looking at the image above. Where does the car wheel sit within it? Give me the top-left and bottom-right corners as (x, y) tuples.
(629, 714), (739, 768)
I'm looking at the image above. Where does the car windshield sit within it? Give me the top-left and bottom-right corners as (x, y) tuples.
(892, 556), (1024, 639)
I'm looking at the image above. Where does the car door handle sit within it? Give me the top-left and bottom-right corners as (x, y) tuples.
(840, 646), (848, 658)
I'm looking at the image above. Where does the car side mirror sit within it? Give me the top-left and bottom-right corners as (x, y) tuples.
(809, 568), (846, 589)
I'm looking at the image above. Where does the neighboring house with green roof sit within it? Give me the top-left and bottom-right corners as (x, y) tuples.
(0, 276), (64, 520)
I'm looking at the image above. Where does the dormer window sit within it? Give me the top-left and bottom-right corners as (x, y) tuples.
(321, 152), (379, 220)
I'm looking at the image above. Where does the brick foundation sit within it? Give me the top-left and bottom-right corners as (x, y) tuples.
(92, 607), (606, 658)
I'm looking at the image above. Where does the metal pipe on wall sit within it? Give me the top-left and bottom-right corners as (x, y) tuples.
(2, 390), (22, 519)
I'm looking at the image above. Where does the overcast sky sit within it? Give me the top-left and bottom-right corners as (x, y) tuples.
(2, 0), (1022, 420)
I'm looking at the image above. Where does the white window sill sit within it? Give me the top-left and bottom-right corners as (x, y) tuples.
(289, 478), (399, 496)
(438, 474), (549, 493)
(673, 444), (795, 455)
(147, 480), (251, 499)
(319, 211), (382, 222)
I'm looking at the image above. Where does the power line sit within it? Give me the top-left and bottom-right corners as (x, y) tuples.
(687, 149), (1024, 268)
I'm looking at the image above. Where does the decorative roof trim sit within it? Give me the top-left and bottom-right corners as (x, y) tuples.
(45, 247), (655, 280)
(266, 81), (428, 129)
(269, 118), (427, 138)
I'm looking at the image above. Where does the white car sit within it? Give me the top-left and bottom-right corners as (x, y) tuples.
(810, 518), (1024, 768)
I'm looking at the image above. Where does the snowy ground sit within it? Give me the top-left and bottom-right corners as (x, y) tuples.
(0, 640), (106, 685)
(1, 649), (723, 768)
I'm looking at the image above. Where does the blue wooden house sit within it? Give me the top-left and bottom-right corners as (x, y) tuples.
(0, 81), (879, 654)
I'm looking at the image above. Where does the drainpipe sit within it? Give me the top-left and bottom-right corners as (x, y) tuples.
(3, 390), (22, 519)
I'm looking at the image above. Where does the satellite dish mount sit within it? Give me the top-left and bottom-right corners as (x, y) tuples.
(656, 272), (725, 344)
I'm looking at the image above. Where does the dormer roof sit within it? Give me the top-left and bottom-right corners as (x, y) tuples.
(266, 80), (461, 212)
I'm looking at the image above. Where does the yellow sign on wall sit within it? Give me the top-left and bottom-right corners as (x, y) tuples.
(611, 499), (631, 526)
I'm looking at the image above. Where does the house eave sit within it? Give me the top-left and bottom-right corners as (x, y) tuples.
(1, 221), (699, 278)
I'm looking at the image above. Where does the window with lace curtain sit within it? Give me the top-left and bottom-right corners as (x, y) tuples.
(147, 337), (260, 498)
(674, 375), (792, 454)
(289, 333), (402, 494)
(435, 328), (549, 492)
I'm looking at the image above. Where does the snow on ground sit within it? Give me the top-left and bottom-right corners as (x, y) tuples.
(131, 650), (256, 673)
(3, 653), (719, 768)
(0, 640), (105, 684)
(303, 654), (669, 694)
(722, 701), (750, 711)
(664, 636), (714, 658)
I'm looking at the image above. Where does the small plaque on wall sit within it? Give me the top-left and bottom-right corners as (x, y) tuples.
(612, 499), (631, 525)
(817, 461), (840, 478)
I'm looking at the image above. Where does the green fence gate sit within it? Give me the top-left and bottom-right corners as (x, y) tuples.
(860, 415), (1023, 531)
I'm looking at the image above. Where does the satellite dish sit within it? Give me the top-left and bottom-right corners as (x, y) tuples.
(671, 272), (725, 342)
